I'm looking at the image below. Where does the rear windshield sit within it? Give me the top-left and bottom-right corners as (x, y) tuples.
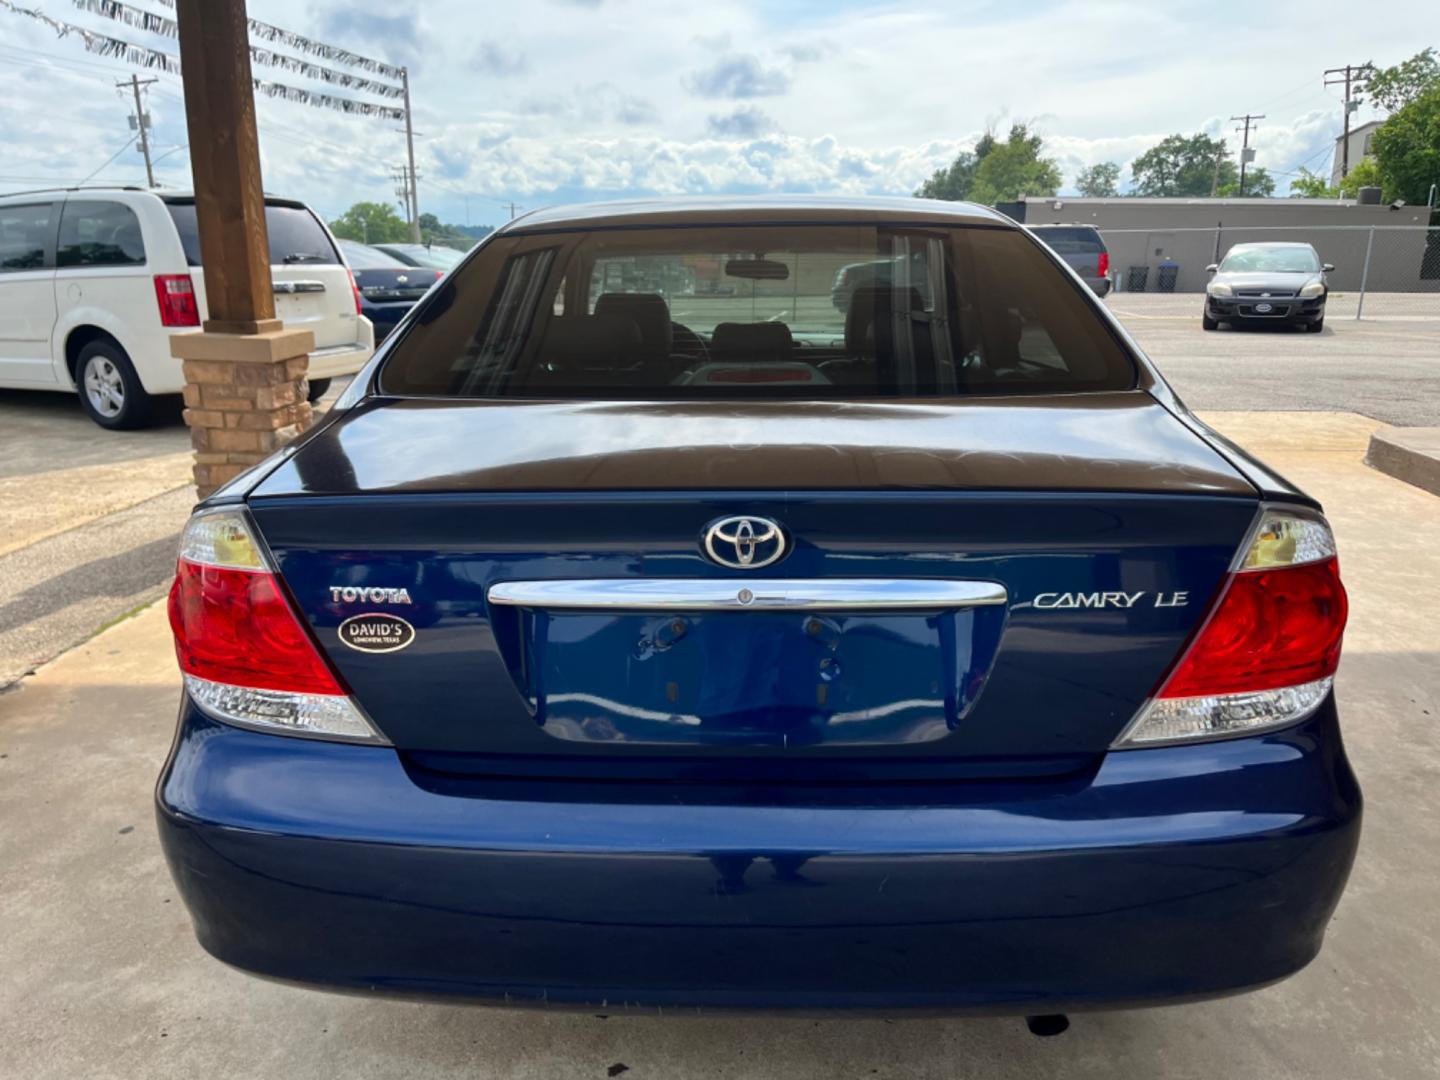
(1029, 227), (1104, 255)
(165, 200), (339, 266)
(379, 223), (1136, 399)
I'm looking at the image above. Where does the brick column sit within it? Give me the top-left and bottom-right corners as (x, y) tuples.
(171, 327), (316, 497)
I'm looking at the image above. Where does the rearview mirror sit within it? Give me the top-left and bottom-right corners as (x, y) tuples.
(1205, 263), (1218, 273)
(1322, 263), (1335, 272)
(725, 257), (790, 281)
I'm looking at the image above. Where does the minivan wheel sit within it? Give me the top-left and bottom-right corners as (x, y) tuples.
(306, 377), (333, 403)
(1306, 318), (1324, 333)
(1201, 314), (1218, 331)
(77, 341), (154, 430)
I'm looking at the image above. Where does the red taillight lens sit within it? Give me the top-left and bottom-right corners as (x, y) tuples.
(168, 560), (344, 695)
(434, 269), (444, 281)
(1158, 557), (1347, 699)
(154, 274), (200, 327)
(348, 269), (363, 315)
(1096, 252), (1110, 278)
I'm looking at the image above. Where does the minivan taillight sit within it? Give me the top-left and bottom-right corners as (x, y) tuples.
(1096, 251), (1110, 279)
(1115, 507), (1347, 747)
(167, 509), (385, 743)
(154, 274), (200, 327)
(347, 269), (363, 315)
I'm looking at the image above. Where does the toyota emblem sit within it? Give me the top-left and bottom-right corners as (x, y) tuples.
(702, 516), (787, 570)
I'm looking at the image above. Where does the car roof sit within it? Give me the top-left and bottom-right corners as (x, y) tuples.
(1227, 241), (1318, 249)
(504, 195), (1009, 233)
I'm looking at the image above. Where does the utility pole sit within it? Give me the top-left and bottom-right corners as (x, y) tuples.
(401, 66), (421, 241)
(1324, 63), (1373, 180)
(391, 164), (418, 234)
(119, 74), (158, 187)
(506, 202), (520, 219)
(1229, 113), (1264, 197)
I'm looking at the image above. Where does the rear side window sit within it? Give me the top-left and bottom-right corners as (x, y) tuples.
(1030, 227), (1104, 255)
(380, 223), (1135, 399)
(0, 202), (53, 272)
(57, 200), (146, 268)
(165, 200), (338, 266)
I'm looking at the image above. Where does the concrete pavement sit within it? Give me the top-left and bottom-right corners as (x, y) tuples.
(0, 410), (1436, 1080)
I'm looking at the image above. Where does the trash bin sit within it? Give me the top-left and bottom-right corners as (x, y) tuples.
(1157, 259), (1179, 293)
(1126, 266), (1149, 292)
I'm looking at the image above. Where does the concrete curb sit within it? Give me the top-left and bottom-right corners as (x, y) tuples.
(1366, 427), (1440, 498)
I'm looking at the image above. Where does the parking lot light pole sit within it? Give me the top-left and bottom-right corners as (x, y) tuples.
(171, 0), (315, 497)
(1356, 226), (1375, 321)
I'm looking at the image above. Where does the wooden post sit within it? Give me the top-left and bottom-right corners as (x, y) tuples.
(172, 0), (313, 496)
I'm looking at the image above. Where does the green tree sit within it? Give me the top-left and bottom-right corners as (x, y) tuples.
(966, 124), (1062, 204)
(1371, 86), (1440, 205)
(329, 202), (409, 244)
(1337, 156), (1384, 198)
(417, 212), (486, 249)
(1218, 166), (1276, 198)
(916, 131), (997, 200)
(1289, 167), (1339, 198)
(1366, 48), (1438, 111)
(1130, 133), (1236, 196)
(1074, 161), (1120, 197)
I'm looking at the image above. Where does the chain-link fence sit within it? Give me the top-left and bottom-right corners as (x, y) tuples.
(1096, 225), (1440, 319)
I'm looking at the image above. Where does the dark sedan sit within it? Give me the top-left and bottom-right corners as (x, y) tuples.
(338, 239), (440, 343)
(1204, 241), (1333, 332)
(158, 196), (1358, 1028)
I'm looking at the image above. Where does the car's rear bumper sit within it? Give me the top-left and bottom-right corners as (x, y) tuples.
(156, 700), (1361, 1014)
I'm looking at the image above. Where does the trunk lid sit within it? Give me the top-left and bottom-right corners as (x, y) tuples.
(247, 394), (1257, 777)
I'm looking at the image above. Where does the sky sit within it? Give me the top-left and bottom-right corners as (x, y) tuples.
(0, 0), (1427, 229)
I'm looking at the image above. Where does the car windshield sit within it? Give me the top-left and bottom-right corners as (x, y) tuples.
(379, 223), (1135, 400)
(1221, 246), (1320, 274)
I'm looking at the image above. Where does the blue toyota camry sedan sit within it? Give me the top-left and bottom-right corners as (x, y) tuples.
(157, 196), (1359, 1022)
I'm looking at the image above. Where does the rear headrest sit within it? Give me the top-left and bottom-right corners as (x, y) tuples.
(535, 313), (642, 377)
(594, 293), (672, 362)
(710, 321), (794, 363)
(845, 286), (927, 356)
(111, 221), (144, 262)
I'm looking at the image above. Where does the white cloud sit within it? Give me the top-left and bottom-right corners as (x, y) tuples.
(0, 0), (1426, 224)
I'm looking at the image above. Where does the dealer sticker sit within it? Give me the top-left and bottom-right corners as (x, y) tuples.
(338, 613), (416, 653)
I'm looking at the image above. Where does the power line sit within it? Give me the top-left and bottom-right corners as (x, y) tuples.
(1323, 62), (1375, 180)
(79, 134), (140, 185)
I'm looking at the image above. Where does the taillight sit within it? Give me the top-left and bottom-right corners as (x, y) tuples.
(1114, 507), (1347, 748)
(154, 274), (200, 327)
(167, 509), (386, 743)
(347, 269), (363, 315)
(1096, 251), (1110, 278)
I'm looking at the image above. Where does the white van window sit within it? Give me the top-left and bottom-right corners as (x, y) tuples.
(0, 203), (52, 272)
(57, 200), (146, 268)
(164, 199), (339, 267)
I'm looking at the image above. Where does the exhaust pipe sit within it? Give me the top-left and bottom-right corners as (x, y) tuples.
(1025, 1014), (1070, 1037)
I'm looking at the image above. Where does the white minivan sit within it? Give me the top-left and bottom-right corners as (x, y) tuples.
(0, 187), (374, 429)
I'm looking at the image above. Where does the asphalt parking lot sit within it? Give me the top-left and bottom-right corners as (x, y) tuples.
(1107, 294), (1440, 427)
